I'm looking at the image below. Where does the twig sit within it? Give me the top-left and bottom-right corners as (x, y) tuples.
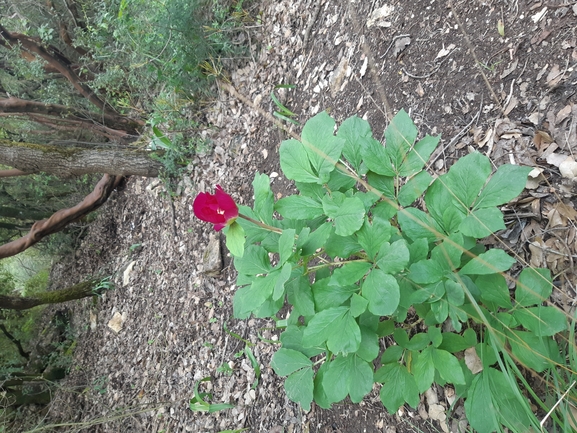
(539, 381), (575, 431)
(448, 0), (504, 115)
(380, 33), (412, 60)
(429, 98), (483, 167)
(303, 0), (323, 51)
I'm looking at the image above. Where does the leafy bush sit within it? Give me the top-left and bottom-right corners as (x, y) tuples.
(209, 111), (573, 431)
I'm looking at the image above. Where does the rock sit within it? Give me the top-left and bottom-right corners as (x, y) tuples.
(202, 234), (222, 276)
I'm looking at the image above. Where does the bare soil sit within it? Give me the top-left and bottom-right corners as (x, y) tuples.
(22, 0), (577, 432)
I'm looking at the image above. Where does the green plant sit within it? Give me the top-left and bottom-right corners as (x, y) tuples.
(189, 377), (234, 413)
(271, 85), (299, 125)
(197, 110), (574, 431)
(216, 362), (233, 375)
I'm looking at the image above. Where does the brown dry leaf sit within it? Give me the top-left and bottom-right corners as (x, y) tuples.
(415, 82), (425, 97)
(107, 311), (126, 333)
(428, 404), (446, 422)
(123, 261), (137, 286)
(526, 168), (546, 189)
(547, 207), (566, 228)
(533, 130), (553, 150)
(464, 347), (483, 374)
(529, 238), (546, 268)
(503, 96), (518, 116)
(556, 104), (573, 124)
(546, 64), (563, 87)
(530, 28), (551, 45)
(555, 202), (577, 220)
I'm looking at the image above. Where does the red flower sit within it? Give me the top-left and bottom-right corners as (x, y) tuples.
(193, 185), (238, 231)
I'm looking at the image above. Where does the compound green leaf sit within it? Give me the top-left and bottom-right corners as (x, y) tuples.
(476, 274), (511, 309)
(322, 192), (366, 236)
(313, 361), (332, 408)
(432, 348), (466, 385)
(366, 171), (396, 199)
(515, 267), (553, 307)
(223, 221), (245, 258)
(350, 293), (369, 317)
(286, 273), (316, 318)
(430, 232), (464, 273)
(312, 278), (357, 310)
(513, 306), (567, 336)
(330, 262), (372, 287)
(234, 245), (272, 275)
(443, 152), (492, 209)
(408, 259), (445, 285)
(275, 196), (324, 220)
(278, 229), (296, 265)
(384, 109), (418, 171)
(302, 306), (361, 354)
(233, 271), (277, 318)
(301, 222), (332, 256)
(357, 216), (392, 260)
(399, 134), (440, 177)
(284, 366), (314, 411)
(279, 139), (319, 183)
(459, 207), (505, 238)
(361, 138), (396, 176)
(363, 269), (400, 316)
(280, 325), (324, 358)
(412, 346), (435, 392)
(376, 239), (410, 275)
(357, 326), (379, 362)
(301, 112), (345, 183)
(376, 363), (420, 413)
(271, 348), (312, 376)
(252, 173), (274, 224)
(272, 262), (292, 301)
(338, 115), (373, 172)
(507, 330), (557, 372)
(465, 372), (501, 433)
(398, 170), (433, 207)
(398, 207), (442, 242)
(459, 249), (515, 275)
(323, 354), (374, 404)
(474, 164), (533, 209)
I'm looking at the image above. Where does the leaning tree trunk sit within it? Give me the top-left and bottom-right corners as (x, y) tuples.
(0, 96), (143, 138)
(0, 280), (100, 310)
(0, 139), (163, 177)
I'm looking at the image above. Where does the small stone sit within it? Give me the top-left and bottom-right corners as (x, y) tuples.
(202, 234), (222, 276)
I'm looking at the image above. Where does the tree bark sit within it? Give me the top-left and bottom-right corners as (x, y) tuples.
(0, 24), (112, 113)
(0, 280), (99, 310)
(0, 174), (120, 259)
(0, 96), (143, 137)
(0, 139), (163, 177)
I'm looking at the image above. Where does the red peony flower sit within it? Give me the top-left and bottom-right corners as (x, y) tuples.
(193, 185), (239, 231)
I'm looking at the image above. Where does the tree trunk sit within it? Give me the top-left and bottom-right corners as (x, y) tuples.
(0, 280), (99, 310)
(0, 139), (163, 177)
(0, 96), (143, 137)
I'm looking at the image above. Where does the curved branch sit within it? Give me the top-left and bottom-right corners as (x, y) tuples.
(0, 174), (121, 259)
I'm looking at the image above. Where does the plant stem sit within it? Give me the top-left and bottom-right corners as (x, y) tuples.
(306, 259), (370, 273)
(238, 213), (283, 234)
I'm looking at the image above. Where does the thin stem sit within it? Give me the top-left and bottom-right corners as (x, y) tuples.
(306, 259), (370, 273)
(238, 213), (283, 234)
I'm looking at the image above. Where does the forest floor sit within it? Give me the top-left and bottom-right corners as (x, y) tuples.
(22, 0), (577, 432)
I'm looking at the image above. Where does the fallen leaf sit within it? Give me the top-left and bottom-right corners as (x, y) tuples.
(526, 168), (546, 189)
(465, 347), (483, 374)
(394, 36), (411, 57)
(108, 311), (126, 333)
(531, 7), (548, 23)
(555, 104), (572, 124)
(367, 5), (394, 28)
(436, 44), (455, 59)
(429, 404), (446, 422)
(546, 152), (570, 167)
(559, 157), (577, 179)
(123, 261), (137, 286)
(416, 82), (425, 97)
(546, 64), (563, 87)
